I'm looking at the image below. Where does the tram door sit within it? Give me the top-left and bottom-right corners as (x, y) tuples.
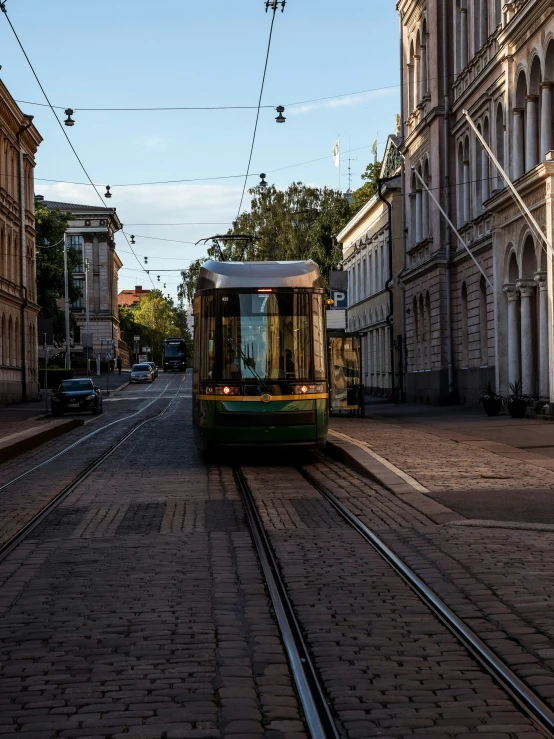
(328, 335), (362, 413)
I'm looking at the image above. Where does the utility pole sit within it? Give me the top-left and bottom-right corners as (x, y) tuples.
(85, 258), (90, 374)
(63, 234), (71, 370)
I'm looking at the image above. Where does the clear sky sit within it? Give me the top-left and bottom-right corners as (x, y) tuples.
(1, 0), (400, 300)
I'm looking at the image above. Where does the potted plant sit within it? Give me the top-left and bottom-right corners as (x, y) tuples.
(480, 381), (504, 416)
(506, 381), (531, 419)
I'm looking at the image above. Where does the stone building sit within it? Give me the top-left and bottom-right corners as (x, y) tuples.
(337, 135), (404, 397)
(398, 0), (554, 407)
(0, 81), (42, 405)
(39, 198), (123, 362)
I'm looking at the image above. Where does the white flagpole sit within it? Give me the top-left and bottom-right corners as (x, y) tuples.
(411, 165), (493, 289)
(462, 109), (552, 260)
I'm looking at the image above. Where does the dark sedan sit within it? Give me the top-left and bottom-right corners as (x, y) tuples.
(51, 378), (103, 416)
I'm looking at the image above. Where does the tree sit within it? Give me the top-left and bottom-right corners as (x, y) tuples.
(35, 203), (81, 342)
(119, 290), (191, 364)
(349, 160), (382, 214)
(178, 182), (352, 301)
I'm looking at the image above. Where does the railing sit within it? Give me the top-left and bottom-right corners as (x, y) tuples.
(453, 30), (500, 102)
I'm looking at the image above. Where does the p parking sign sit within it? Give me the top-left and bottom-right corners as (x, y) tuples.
(330, 290), (348, 309)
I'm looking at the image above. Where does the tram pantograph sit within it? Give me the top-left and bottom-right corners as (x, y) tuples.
(192, 260), (329, 452)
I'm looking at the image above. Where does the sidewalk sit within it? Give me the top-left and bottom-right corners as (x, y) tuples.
(0, 372), (130, 463)
(328, 402), (554, 525)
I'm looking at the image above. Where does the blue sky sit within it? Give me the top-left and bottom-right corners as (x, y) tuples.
(1, 0), (400, 299)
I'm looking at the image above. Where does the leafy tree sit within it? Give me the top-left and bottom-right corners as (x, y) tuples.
(35, 203), (81, 342)
(349, 160), (382, 214)
(178, 182), (352, 301)
(119, 290), (192, 364)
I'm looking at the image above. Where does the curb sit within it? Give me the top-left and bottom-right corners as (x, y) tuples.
(0, 418), (85, 465)
(113, 380), (130, 392)
(325, 431), (464, 525)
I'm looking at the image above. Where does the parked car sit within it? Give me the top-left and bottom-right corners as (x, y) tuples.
(130, 363), (154, 383)
(146, 361), (159, 379)
(51, 378), (103, 416)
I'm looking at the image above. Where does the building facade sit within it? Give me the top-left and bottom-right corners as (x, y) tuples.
(118, 285), (151, 307)
(0, 81), (42, 405)
(40, 199), (123, 363)
(338, 136), (404, 397)
(398, 0), (554, 407)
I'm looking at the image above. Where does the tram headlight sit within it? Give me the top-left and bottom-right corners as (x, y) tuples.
(292, 384), (325, 395)
(202, 384), (241, 396)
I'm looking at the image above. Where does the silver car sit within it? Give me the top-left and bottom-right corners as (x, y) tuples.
(146, 361), (159, 379)
(130, 363), (154, 383)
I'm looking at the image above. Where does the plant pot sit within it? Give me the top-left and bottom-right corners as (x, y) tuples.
(507, 398), (528, 419)
(482, 398), (503, 416)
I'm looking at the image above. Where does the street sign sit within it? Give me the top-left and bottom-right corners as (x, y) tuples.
(105, 352), (112, 360)
(100, 337), (109, 342)
(326, 309), (346, 330)
(139, 354), (148, 363)
(133, 335), (140, 341)
(330, 290), (348, 309)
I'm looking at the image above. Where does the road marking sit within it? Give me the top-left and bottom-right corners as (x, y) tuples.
(328, 429), (430, 493)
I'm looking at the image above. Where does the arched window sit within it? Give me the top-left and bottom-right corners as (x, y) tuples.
(482, 117), (490, 203)
(413, 297), (420, 370)
(7, 315), (13, 366)
(410, 171), (417, 245)
(514, 71), (528, 178)
(423, 159), (430, 238)
(495, 103), (505, 188)
(414, 31), (421, 106)
(6, 234), (11, 282)
(495, 0), (502, 26)
(528, 56), (542, 169)
(408, 41), (415, 112)
(416, 166), (423, 243)
(480, 277), (488, 365)
(463, 136), (471, 222)
(421, 19), (428, 98)
(14, 317), (19, 366)
(457, 142), (465, 226)
(420, 295), (428, 370)
(461, 283), (469, 367)
(544, 42), (554, 159)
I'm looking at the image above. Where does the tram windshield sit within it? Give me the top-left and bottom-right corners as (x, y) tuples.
(217, 292), (324, 381)
(164, 341), (185, 357)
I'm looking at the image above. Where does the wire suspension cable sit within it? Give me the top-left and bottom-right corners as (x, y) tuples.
(236, 6), (280, 220)
(1, 5), (155, 288)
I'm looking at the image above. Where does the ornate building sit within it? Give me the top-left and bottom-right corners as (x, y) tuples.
(39, 198), (123, 362)
(338, 136), (403, 397)
(0, 81), (42, 405)
(398, 0), (554, 407)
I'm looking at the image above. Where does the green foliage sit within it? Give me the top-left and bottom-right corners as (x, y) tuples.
(35, 203), (82, 342)
(118, 290), (192, 364)
(178, 182), (352, 302)
(349, 160), (382, 214)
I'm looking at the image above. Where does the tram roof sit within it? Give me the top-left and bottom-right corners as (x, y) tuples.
(196, 260), (323, 291)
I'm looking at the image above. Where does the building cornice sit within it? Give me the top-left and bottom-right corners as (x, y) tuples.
(499, 0), (551, 49)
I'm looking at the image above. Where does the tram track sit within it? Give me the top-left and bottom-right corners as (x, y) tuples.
(0, 373), (186, 563)
(0, 371), (184, 493)
(233, 458), (554, 739)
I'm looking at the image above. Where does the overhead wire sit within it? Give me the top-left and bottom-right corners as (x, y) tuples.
(236, 5), (280, 220)
(0, 4), (155, 288)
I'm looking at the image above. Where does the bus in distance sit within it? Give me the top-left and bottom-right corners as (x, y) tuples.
(162, 337), (187, 371)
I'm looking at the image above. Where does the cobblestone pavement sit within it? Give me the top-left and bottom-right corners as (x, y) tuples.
(0, 381), (307, 738)
(0, 374), (186, 548)
(243, 464), (543, 738)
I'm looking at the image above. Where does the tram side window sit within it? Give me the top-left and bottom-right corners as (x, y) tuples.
(312, 294), (326, 380)
(193, 297), (201, 388)
(200, 296), (216, 379)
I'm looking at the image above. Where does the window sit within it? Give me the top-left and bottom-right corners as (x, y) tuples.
(72, 278), (84, 309)
(67, 235), (84, 273)
(201, 295), (216, 379)
(221, 292), (311, 381)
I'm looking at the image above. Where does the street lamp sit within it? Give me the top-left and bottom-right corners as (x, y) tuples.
(259, 173), (268, 188)
(105, 186), (112, 199)
(275, 105), (286, 123)
(64, 109), (75, 126)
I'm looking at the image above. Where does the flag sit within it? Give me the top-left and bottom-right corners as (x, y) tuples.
(333, 138), (340, 168)
(371, 138), (378, 163)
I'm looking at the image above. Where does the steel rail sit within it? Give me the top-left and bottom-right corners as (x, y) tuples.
(297, 465), (554, 739)
(0, 372), (184, 492)
(0, 376), (186, 563)
(232, 467), (340, 739)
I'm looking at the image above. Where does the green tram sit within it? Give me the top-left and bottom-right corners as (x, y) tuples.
(192, 260), (329, 452)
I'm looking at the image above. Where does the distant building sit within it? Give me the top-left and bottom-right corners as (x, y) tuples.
(39, 198), (123, 362)
(0, 81), (42, 405)
(118, 285), (151, 307)
(337, 135), (403, 398)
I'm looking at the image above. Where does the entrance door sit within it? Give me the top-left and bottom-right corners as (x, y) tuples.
(328, 336), (362, 412)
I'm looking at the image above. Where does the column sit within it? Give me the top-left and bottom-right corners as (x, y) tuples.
(535, 273), (549, 398)
(513, 108), (524, 179)
(463, 160), (470, 222)
(413, 55), (420, 106)
(460, 6), (468, 69)
(420, 44), (427, 97)
(482, 144), (490, 203)
(518, 281), (536, 395)
(540, 82), (553, 160)
(503, 285), (520, 387)
(525, 95), (539, 171)
(415, 189), (423, 243)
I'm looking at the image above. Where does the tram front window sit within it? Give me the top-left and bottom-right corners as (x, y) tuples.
(221, 292), (311, 381)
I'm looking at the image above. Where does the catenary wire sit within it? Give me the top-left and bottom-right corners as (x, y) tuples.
(236, 6), (280, 220)
(1, 5), (155, 288)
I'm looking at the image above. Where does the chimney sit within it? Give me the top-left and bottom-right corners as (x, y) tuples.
(135, 286), (142, 293)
